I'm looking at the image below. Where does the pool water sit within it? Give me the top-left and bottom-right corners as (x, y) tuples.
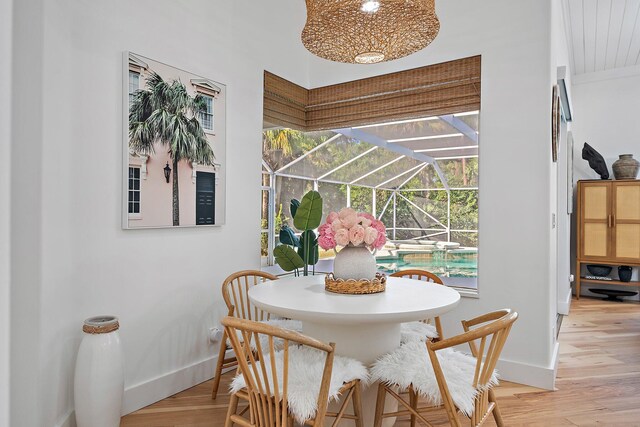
(376, 257), (478, 278)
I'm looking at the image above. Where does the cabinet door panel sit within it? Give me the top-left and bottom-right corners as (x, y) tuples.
(584, 186), (609, 220)
(583, 223), (609, 257)
(580, 182), (611, 259)
(616, 185), (640, 220)
(615, 224), (640, 259)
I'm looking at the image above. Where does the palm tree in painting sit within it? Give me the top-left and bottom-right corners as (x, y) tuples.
(129, 72), (215, 226)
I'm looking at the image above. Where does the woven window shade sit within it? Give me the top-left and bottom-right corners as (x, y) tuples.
(264, 55), (480, 131)
(263, 71), (308, 130)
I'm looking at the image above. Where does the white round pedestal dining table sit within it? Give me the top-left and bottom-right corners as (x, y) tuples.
(248, 274), (461, 427)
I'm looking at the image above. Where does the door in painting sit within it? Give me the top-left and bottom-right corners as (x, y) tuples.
(196, 172), (215, 225)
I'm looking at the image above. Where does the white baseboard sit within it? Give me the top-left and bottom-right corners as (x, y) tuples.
(558, 290), (572, 315)
(552, 340), (560, 379)
(122, 354), (218, 415)
(496, 342), (559, 390)
(54, 409), (76, 427)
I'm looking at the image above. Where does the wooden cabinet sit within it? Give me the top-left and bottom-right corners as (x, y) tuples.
(613, 182), (640, 259)
(576, 180), (640, 298)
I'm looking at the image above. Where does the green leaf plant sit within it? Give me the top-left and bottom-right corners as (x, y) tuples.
(273, 245), (305, 272)
(273, 190), (322, 276)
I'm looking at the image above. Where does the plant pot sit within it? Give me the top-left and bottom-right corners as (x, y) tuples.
(333, 244), (377, 280)
(612, 154), (640, 180)
(74, 316), (124, 427)
(618, 266), (632, 282)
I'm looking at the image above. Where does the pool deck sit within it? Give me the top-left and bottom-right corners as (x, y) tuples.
(261, 258), (478, 290)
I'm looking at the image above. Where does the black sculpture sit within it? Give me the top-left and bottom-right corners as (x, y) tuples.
(582, 143), (609, 180)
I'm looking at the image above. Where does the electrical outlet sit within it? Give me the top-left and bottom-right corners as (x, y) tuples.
(209, 327), (223, 343)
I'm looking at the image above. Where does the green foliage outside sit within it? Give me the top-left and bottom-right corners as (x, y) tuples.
(260, 128), (479, 256)
(260, 204), (287, 256)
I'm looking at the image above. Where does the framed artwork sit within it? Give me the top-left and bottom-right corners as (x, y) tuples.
(551, 85), (559, 163)
(123, 52), (226, 229)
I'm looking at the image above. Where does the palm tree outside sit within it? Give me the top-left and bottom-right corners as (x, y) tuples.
(129, 72), (215, 226)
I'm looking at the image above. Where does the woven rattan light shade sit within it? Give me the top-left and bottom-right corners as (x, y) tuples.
(301, 0), (440, 64)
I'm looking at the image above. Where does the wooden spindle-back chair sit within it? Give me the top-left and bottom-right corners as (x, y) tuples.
(373, 309), (518, 427)
(454, 310), (518, 427)
(212, 270), (279, 400)
(390, 269), (445, 338)
(222, 316), (363, 427)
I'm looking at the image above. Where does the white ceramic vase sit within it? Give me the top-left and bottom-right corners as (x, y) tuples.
(333, 244), (377, 280)
(74, 316), (124, 427)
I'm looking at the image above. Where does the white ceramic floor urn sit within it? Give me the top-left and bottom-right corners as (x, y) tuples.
(74, 315), (124, 427)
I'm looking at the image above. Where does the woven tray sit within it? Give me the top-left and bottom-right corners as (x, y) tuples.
(325, 273), (387, 295)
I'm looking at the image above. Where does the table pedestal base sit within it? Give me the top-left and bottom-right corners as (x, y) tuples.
(303, 322), (400, 427)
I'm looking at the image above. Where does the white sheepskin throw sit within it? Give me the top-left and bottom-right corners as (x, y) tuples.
(400, 321), (438, 343)
(253, 319), (302, 351)
(370, 341), (499, 417)
(229, 346), (368, 423)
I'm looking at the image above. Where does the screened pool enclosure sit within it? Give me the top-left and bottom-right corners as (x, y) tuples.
(261, 111), (479, 279)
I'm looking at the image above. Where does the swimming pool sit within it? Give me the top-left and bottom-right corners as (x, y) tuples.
(376, 255), (478, 278)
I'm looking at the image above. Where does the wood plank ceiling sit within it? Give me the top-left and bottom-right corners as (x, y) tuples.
(563, 0), (640, 75)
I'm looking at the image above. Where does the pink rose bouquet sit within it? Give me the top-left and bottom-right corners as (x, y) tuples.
(318, 207), (387, 251)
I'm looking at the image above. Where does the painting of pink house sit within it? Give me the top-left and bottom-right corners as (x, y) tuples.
(123, 52), (226, 228)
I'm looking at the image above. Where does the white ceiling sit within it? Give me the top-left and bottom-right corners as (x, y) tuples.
(563, 0), (640, 75)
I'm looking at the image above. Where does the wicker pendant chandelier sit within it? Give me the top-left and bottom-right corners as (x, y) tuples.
(301, 0), (440, 64)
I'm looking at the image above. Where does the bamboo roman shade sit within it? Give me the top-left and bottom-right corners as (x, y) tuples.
(264, 55), (480, 131)
(263, 72), (308, 130)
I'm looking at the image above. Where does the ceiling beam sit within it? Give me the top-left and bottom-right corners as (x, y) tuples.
(393, 163), (429, 191)
(262, 159), (273, 173)
(336, 127), (450, 191)
(376, 163), (426, 189)
(350, 155), (405, 185)
(439, 115), (478, 144)
(275, 133), (341, 173)
(316, 146), (378, 180)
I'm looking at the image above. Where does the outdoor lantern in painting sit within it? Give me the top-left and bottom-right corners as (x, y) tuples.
(163, 162), (171, 183)
(301, 0), (440, 64)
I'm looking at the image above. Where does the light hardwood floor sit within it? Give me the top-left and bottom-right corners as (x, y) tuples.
(121, 298), (640, 426)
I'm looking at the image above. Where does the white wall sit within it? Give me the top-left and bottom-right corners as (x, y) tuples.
(552, 0), (574, 315)
(572, 73), (640, 180)
(1, 0), (13, 425)
(10, 0), (310, 425)
(10, 0), (45, 425)
(307, 0), (558, 388)
(571, 71), (640, 301)
(9, 0), (566, 425)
